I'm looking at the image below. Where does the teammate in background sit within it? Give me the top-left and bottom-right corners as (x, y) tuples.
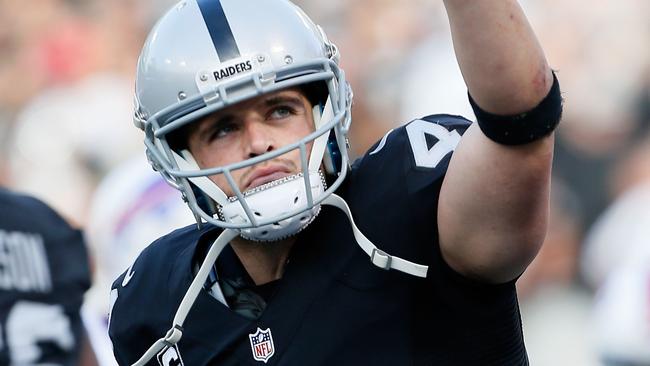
(109, 0), (562, 365)
(0, 188), (95, 365)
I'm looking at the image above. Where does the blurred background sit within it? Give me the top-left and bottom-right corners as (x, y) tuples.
(0, 0), (648, 365)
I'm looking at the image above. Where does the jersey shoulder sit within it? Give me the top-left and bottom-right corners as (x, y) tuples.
(0, 188), (68, 227)
(340, 114), (471, 263)
(110, 223), (207, 302)
(355, 113), (471, 169)
(349, 114), (471, 199)
(0, 188), (82, 248)
(108, 223), (215, 364)
(419, 113), (473, 129)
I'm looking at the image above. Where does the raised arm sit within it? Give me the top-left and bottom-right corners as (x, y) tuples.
(437, 0), (559, 283)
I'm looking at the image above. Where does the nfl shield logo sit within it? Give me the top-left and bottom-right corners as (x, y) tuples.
(248, 327), (275, 363)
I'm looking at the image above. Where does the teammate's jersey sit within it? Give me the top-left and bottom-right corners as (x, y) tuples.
(0, 188), (91, 365)
(109, 115), (528, 365)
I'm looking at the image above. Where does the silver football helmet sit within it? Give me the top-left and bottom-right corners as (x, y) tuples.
(134, 0), (353, 241)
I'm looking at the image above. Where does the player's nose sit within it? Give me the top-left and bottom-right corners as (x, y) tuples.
(244, 120), (275, 158)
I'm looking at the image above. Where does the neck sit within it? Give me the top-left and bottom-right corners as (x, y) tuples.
(230, 236), (297, 285)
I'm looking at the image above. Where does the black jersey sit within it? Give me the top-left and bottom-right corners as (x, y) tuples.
(0, 188), (91, 365)
(109, 115), (528, 365)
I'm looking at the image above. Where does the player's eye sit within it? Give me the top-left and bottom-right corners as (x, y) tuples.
(208, 118), (239, 141)
(268, 106), (295, 120)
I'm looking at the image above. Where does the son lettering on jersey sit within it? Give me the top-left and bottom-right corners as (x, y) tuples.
(0, 230), (52, 293)
(214, 60), (253, 81)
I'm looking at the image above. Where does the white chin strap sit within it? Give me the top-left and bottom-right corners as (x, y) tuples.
(309, 97), (334, 172)
(322, 194), (429, 278)
(130, 193), (428, 366)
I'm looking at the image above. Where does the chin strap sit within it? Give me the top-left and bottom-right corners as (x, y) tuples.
(309, 97), (334, 171)
(173, 150), (229, 206)
(130, 229), (238, 366)
(323, 194), (429, 278)
(131, 195), (427, 365)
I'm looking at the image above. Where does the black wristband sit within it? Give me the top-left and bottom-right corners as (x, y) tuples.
(469, 72), (563, 145)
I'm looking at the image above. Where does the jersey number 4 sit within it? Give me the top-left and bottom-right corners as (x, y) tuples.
(406, 119), (461, 168)
(0, 301), (75, 364)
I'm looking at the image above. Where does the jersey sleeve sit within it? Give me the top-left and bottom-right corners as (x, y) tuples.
(345, 116), (528, 364)
(344, 113), (473, 278)
(108, 242), (171, 366)
(351, 114), (471, 197)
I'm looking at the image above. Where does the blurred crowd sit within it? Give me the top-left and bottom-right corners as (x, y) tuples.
(0, 0), (648, 365)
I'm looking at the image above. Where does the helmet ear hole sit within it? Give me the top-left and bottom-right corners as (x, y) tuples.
(299, 81), (328, 108)
(167, 124), (193, 152)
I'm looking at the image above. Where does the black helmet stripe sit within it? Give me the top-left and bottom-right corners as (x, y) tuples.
(196, 0), (241, 62)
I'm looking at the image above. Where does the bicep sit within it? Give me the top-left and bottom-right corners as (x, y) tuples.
(437, 123), (553, 283)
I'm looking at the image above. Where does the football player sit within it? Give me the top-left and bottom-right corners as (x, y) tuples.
(0, 188), (95, 365)
(109, 0), (562, 365)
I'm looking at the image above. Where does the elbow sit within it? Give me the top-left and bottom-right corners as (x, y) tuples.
(450, 234), (546, 285)
(442, 212), (550, 285)
(489, 229), (547, 284)
(475, 62), (554, 115)
(519, 62), (556, 113)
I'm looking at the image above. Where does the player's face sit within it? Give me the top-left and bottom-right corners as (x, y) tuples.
(187, 88), (315, 196)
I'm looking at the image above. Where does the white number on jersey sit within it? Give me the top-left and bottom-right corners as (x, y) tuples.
(406, 119), (461, 169)
(4, 301), (75, 364)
